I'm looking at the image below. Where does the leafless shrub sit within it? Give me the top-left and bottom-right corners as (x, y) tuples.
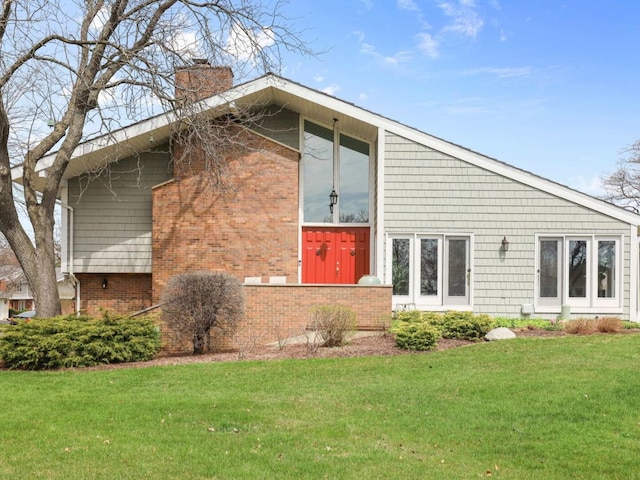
(303, 326), (321, 355)
(271, 318), (295, 351)
(564, 319), (596, 335)
(595, 317), (623, 333)
(161, 272), (244, 354)
(308, 305), (357, 347)
(235, 330), (263, 360)
(374, 313), (393, 337)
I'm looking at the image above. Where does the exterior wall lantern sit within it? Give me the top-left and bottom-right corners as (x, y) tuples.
(102, 278), (108, 289)
(329, 189), (338, 214)
(501, 236), (510, 252)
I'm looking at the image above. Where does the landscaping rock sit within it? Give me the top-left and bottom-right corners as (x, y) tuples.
(485, 327), (516, 341)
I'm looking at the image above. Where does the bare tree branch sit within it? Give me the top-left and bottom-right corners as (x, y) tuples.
(602, 140), (640, 213)
(0, 0), (312, 317)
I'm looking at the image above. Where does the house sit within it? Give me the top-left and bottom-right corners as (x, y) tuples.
(0, 266), (75, 319)
(12, 62), (640, 347)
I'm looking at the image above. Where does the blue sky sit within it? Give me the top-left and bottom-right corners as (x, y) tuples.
(278, 0), (640, 196)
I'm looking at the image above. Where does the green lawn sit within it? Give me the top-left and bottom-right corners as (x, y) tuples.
(1, 334), (639, 479)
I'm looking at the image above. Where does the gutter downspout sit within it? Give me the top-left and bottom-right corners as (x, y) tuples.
(57, 199), (79, 316)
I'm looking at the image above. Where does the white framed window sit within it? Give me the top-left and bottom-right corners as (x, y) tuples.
(536, 235), (622, 312)
(387, 233), (472, 310)
(301, 120), (371, 224)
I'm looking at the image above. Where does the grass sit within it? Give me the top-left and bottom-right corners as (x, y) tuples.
(1, 334), (640, 479)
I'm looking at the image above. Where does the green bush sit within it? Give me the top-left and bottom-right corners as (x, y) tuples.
(392, 321), (440, 351)
(440, 311), (493, 341)
(0, 313), (160, 370)
(309, 305), (356, 347)
(393, 310), (425, 323)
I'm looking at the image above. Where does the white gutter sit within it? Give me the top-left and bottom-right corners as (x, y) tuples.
(57, 185), (79, 315)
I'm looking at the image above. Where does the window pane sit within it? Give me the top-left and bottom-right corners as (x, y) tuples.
(540, 240), (559, 298)
(447, 239), (467, 297)
(392, 239), (410, 296)
(339, 134), (369, 223)
(303, 121), (333, 222)
(420, 239), (438, 296)
(568, 240), (587, 298)
(598, 241), (616, 298)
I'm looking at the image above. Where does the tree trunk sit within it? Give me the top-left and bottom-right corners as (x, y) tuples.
(1, 209), (62, 318)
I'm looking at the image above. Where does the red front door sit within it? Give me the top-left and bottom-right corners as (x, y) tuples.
(302, 227), (370, 284)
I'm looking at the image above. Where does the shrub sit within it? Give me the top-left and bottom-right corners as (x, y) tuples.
(392, 321), (440, 351)
(0, 313), (160, 370)
(564, 319), (596, 335)
(440, 311), (493, 341)
(595, 317), (623, 333)
(308, 305), (356, 347)
(161, 271), (245, 354)
(393, 310), (425, 323)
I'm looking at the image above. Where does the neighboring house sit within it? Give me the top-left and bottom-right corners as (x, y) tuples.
(0, 266), (35, 319)
(0, 267), (74, 319)
(12, 63), (640, 344)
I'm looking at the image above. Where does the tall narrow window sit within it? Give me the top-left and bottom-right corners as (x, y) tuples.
(540, 240), (560, 298)
(392, 238), (410, 296)
(339, 134), (369, 223)
(447, 239), (467, 298)
(420, 238), (438, 296)
(302, 121), (333, 223)
(568, 240), (588, 298)
(302, 120), (370, 224)
(597, 240), (616, 298)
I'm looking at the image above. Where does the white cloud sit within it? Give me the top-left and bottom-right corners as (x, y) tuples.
(322, 83), (341, 96)
(89, 6), (109, 32)
(359, 92), (369, 101)
(418, 32), (439, 58)
(314, 74), (325, 83)
(226, 22), (275, 63)
(359, 0), (374, 10)
(358, 32), (413, 66)
(397, 0), (420, 11)
(438, 1), (484, 38)
(168, 29), (202, 59)
(463, 66), (533, 78)
(569, 175), (606, 197)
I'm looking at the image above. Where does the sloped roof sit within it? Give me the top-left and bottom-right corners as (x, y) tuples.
(11, 73), (640, 226)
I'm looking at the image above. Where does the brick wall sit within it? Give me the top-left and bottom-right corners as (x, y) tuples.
(75, 273), (152, 316)
(160, 283), (392, 355)
(152, 130), (300, 303)
(175, 63), (233, 103)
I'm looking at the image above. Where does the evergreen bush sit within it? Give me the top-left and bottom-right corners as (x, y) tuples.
(392, 321), (440, 351)
(0, 313), (160, 370)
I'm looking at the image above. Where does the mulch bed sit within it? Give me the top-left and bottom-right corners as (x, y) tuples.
(4, 327), (639, 371)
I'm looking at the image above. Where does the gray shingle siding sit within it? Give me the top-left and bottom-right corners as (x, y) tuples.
(383, 131), (631, 317)
(69, 149), (172, 273)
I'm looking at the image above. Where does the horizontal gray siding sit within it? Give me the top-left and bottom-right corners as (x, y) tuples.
(383, 132), (632, 318)
(69, 149), (171, 273)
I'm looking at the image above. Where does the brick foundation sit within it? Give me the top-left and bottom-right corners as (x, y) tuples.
(75, 273), (152, 316)
(160, 283), (392, 355)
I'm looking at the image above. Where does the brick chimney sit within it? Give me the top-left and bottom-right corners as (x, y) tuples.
(175, 59), (234, 103)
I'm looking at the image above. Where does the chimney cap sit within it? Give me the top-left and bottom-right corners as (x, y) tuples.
(192, 58), (210, 65)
